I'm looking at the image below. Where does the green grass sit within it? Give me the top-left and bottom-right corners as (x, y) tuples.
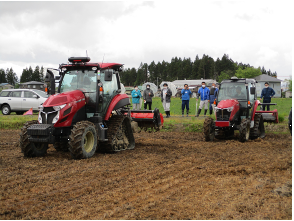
(0, 114), (38, 129)
(1, 97), (291, 130)
(131, 97), (292, 119)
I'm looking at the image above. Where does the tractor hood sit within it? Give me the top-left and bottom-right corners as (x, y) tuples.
(43, 90), (85, 107)
(217, 99), (239, 109)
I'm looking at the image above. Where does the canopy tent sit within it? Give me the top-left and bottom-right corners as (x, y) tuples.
(159, 82), (177, 96)
(141, 82), (158, 96)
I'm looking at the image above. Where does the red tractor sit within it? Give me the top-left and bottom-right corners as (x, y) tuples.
(204, 77), (278, 142)
(19, 57), (163, 159)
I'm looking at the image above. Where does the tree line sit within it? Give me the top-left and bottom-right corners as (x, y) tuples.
(1, 54), (278, 88)
(119, 54), (277, 86)
(0, 66), (45, 87)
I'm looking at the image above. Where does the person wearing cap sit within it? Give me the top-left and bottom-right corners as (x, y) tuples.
(260, 82), (275, 111)
(161, 83), (172, 118)
(181, 84), (192, 117)
(196, 82), (210, 117)
(131, 85), (142, 110)
(143, 84), (154, 110)
(209, 83), (218, 115)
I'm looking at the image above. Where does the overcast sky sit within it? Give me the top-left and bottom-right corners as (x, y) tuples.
(0, 1), (292, 81)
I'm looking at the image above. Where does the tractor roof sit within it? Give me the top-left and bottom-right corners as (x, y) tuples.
(59, 62), (123, 71)
(221, 78), (256, 84)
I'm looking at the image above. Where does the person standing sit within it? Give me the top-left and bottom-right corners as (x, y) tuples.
(131, 86), (142, 110)
(161, 83), (172, 118)
(181, 84), (192, 117)
(260, 82), (275, 111)
(143, 84), (154, 110)
(196, 82), (210, 117)
(209, 83), (218, 115)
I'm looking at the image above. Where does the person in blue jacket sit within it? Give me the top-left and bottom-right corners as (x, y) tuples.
(209, 83), (218, 115)
(196, 82), (210, 117)
(131, 86), (142, 110)
(260, 82), (275, 111)
(181, 84), (192, 117)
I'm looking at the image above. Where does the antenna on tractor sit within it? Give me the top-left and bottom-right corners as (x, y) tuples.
(86, 50), (88, 57)
(102, 54), (105, 64)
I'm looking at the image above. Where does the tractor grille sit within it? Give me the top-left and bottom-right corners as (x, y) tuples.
(40, 108), (58, 124)
(216, 109), (231, 121)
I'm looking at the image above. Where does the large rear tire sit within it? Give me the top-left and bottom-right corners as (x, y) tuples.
(54, 142), (69, 152)
(69, 121), (97, 159)
(239, 118), (250, 142)
(203, 117), (215, 141)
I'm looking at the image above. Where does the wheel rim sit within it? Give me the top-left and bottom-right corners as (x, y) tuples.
(84, 131), (94, 153)
(2, 107), (9, 114)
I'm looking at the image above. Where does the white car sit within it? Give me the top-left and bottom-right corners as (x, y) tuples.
(0, 89), (48, 115)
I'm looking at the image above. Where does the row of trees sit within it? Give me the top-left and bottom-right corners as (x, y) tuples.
(0, 66), (45, 87)
(119, 54), (277, 86)
(0, 68), (18, 86)
(1, 54), (278, 88)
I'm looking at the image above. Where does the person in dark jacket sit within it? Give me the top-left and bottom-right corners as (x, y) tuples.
(161, 83), (172, 118)
(181, 84), (192, 117)
(143, 84), (154, 110)
(260, 82), (275, 111)
(209, 83), (218, 115)
(196, 82), (210, 117)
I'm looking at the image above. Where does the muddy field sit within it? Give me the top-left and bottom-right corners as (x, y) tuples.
(0, 129), (292, 220)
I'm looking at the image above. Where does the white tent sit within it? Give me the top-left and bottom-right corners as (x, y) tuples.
(159, 81), (177, 96)
(141, 82), (158, 96)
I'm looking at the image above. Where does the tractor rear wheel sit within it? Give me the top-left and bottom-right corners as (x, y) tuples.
(69, 121), (97, 159)
(203, 117), (215, 141)
(250, 114), (265, 139)
(239, 118), (250, 142)
(101, 115), (135, 152)
(23, 143), (49, 157)
(54, 142), (69, 152)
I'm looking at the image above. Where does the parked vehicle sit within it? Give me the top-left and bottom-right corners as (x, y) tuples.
(0, 89), (48, 115)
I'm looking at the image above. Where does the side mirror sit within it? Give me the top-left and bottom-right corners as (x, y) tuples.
(250, 87), (255, 95)
(104, 70), (113, 81)
(33, 95), (39, 99)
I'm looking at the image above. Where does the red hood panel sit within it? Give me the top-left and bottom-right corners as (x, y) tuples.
(43, 90), (85, 107)
(217, 99), (239, 109)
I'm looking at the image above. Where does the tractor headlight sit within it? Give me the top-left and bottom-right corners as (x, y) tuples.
(53, 104), (66, 111)
(226, 106), (234, 112)
(38, 105), (44, 111)
(215, 107), (220, 112)
(38, 112), (42, 124)
(52, 111), (60, 124)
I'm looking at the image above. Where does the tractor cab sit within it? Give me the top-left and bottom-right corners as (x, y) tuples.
(216, 78), (257, 122)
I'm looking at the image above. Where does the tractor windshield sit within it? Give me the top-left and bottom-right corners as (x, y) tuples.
(60, 70), (96, 93)
(218, 83), (247, 101)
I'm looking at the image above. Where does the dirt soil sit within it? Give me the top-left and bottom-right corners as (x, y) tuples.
(0, 129), (292, 220)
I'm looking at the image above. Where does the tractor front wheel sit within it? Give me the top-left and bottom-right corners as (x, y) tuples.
(69, 121), (97, 159)
(239, 118), (250, 142)
(203, 117), (215, 141)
